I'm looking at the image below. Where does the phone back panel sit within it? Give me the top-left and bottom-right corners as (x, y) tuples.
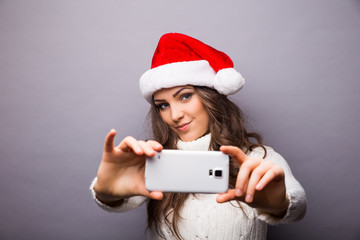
(145, 150), (229, 193)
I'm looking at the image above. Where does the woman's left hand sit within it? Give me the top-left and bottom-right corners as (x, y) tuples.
(217, 145), (289, 217)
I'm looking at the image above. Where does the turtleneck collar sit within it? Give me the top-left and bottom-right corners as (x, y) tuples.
(176, 133), (211, 151)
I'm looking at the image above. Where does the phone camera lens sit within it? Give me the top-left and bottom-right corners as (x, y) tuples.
(215, 170), (222, 177)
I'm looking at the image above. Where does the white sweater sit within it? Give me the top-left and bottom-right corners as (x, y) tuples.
(90, 134), (306, 239)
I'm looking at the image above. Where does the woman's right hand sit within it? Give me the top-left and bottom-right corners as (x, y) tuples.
(93, 129), (164, 204)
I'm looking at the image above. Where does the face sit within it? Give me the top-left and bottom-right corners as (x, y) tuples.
(153, 85), (210, 142)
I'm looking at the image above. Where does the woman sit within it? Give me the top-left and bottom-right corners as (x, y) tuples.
(90, 33), (307, 239)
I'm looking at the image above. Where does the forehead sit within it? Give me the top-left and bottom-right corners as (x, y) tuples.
(153, 85), (194, 99)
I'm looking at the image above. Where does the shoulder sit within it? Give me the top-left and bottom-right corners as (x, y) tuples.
(247, 146), (275, 159)
(248, 146), (291, 170)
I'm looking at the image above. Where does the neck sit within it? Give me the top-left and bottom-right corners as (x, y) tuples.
(176, 133), (211, 151)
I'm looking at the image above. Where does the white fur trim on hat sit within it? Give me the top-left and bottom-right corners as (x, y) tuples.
(139, 60), (245, 103)
(140, 60), (215, 102)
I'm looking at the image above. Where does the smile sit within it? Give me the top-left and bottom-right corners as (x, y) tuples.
(176, 122), (191, 132)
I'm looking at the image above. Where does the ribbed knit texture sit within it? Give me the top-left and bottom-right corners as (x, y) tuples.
(90, 134), (306, 239)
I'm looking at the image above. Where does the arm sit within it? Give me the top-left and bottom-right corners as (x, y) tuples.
(90, 129), (164, 212)
(217, 146), (307, 224)
(90, 177), (148, 212)
(249, 147), (307, 224)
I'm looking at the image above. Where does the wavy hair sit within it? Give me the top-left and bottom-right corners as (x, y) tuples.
(146, 86), (266, 239)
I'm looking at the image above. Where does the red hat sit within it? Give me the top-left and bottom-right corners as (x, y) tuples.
(139, 33), (245, 102)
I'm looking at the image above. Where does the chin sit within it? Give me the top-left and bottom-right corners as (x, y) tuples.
(179, 132), (203, 142)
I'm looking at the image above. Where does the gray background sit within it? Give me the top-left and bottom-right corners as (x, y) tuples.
(1, 0), (359, 239)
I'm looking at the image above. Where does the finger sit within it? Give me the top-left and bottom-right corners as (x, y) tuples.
(118, 136), (144, 155)
(245, 161), (273, 203)
(216, 189), (237, 203)
(146, 140), (163, 152)
(216, 190), (247, 203)
(104, 129), (116, 152)
(148, 191), (164, 200)
(220, 145), (248, 164)
(138, 141), (157, 157)
(234, 158), (261, 197)
(141, 140), (163, 157)
(255, 165), (285, 191)
(138, 187), (164, 200)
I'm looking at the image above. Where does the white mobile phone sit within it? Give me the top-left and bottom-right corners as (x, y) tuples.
(145, 150), (229, 193)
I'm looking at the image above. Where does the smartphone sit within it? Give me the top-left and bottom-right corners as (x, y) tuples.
(145, 149), (229, 193)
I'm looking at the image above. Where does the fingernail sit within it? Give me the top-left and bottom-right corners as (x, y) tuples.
(245, 194), (253, 202)
(235, 189), (242, 197)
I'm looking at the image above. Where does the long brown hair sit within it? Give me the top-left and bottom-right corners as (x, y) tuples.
(146, 86), (266, 239)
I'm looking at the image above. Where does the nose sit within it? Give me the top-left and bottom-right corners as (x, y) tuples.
(170, 104), (184, 122)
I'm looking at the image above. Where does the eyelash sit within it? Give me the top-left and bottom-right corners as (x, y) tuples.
(155, 92), (193, 111)
(180, 93), (192, 101)
(156, 103), (169, 110)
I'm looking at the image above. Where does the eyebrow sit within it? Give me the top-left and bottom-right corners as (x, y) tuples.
(173, 87), (192, 98)
(153, 87), (193, 102)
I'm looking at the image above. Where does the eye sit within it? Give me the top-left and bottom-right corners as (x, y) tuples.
(156, 102), (169, 110)
(180, 93), (192, 101)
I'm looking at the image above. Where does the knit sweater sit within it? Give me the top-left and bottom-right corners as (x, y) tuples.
(90, 134), (306, 239)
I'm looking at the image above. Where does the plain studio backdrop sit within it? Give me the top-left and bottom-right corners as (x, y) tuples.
(1, 1), (359, 239)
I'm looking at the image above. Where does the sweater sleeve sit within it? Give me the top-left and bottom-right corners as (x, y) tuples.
(248, 147), (307, 225)
(89, 177), (148, 213)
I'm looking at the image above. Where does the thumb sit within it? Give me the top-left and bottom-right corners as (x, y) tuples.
(148, 191), (164, 200)
(138, 186), (164, 200)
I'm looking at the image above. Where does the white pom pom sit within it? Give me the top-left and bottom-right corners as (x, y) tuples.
(213, 68), (245, 95)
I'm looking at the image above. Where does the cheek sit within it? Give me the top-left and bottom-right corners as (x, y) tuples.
(193, 101), (209, 125)
(200, 110), (210, 127)
(159, 111), (170, 124)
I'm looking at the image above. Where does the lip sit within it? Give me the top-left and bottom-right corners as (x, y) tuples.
(176, 122), (191, 132)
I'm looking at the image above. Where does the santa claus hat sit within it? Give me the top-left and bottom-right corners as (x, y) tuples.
(139, 33), (245, 102)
